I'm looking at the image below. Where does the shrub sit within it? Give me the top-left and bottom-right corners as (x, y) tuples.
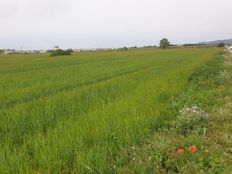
(50, 49), (72, 57)
(123, 47), (128, 51)
(217, 43), (225, 47)
(66, 49), (74, 53)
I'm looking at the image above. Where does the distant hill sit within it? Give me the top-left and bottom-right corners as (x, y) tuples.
(198, 39), (232, 45)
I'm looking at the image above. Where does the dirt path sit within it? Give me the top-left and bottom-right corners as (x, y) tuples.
(226, 46), (232, 54)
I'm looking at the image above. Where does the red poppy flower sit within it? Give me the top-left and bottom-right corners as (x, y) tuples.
(177, 149), (185, 154)
(189, 146), (197, 152)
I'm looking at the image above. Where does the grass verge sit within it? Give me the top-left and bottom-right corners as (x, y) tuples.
(115, 50), (232, 173)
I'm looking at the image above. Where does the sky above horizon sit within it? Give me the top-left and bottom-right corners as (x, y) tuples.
(0, 0), (232, 50)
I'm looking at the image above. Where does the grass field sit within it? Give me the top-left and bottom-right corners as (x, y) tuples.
(0, 48), (222, 173)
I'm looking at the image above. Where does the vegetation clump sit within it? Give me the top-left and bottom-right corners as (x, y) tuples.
(50, 49), (73, 57)
(160, 38), (170, 49)
(217, 42), (225, 47)
(171, 106), (208, 136)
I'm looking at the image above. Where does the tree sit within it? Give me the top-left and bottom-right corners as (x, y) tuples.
(123, 47), (128, 51)
(217, 42), (225, 47)
(160, 38), (170, 49)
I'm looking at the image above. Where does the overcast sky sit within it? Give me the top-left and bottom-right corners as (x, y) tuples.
(0, 0), (231, 50)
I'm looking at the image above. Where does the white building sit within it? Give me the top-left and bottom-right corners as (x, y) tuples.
(4, 49), (17, 54)
(39, 50), (47, 53)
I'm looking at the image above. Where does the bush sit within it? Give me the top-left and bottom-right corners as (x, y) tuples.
(50, 49), (72, 57)
(66, 49), (74, 53)
(217, 42), (225, 47)
(123, 47), (128, 51)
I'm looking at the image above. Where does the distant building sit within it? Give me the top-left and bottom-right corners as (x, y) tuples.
(2, 49), (48, 54)
(73, 49), (81, 52)
(39, 50), (47, 53)
(72, 48), (114, 52)
(4, 49), (17, 54)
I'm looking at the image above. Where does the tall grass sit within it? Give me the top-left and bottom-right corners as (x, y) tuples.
(0, 48), (220, 173)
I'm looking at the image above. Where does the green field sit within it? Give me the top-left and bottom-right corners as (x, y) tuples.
(0, 48), (221, 173)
